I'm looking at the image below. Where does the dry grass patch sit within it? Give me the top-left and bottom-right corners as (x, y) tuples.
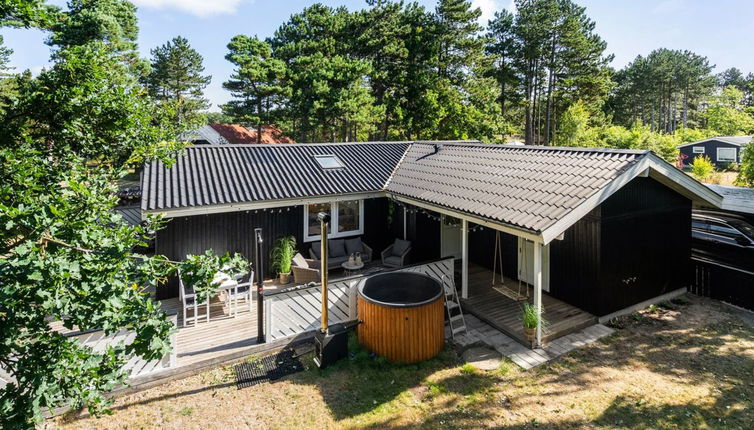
(51, 295), (754, 429)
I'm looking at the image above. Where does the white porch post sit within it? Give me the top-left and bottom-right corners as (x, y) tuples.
(461, 219), (469, 299)
(403, 206), (407, 240)
(533, 241), (543, 347)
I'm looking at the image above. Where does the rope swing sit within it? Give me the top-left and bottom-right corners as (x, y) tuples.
(492, 231), (528, 301)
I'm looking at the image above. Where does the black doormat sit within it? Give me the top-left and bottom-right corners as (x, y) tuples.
(234, 349), (305, 389)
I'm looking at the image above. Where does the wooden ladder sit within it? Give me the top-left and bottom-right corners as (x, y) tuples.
(442, 274), (467, 339)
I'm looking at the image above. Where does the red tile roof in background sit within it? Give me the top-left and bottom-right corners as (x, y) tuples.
(208, 123), (295, 144)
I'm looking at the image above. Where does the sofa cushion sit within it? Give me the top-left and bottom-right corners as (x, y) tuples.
(345, 237), (364, 255)
(329, 238), (347, 258)
(292, 253), (307, 268)
(329, 256), (348, 268)
(392, 239), (411, 256)
(310, 241), (322, 260)
(383, 255), (402, 267)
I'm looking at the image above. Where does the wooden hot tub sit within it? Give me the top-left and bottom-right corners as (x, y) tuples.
(357, 272), (444, 363)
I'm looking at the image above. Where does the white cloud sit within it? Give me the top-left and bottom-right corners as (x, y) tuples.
(472, 0), (515, 25)
(131, 0), (245, 18)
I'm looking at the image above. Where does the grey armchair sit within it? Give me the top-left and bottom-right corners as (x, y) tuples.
(381, 239), (411, 268)
(291, 253), (321, 284)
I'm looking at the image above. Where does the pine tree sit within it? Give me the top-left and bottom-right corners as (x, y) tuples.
(269, 4), (378, 142)
(222, 35), (288, 143)
(145, 36), (211, 135)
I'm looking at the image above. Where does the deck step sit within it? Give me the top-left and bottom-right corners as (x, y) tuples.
(446, 300), (460, 310)
(450, 314), (464, 324)
(452, 327), (466, 335)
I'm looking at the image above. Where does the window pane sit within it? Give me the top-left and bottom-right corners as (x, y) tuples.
(338, 200), (360, 233)
(308, 203), (331, 237)
(314, 155), (344, 169)
(730, 220), (754, 241)
(692, 146), (704, 153)
(708, 222), (740, 239)
(718, 148), (736, 161)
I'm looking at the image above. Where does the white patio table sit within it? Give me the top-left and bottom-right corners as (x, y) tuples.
(213, 272), (240, 317)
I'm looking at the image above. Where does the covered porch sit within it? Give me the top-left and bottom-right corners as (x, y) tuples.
(461, 264), (596, 345)
(394, 195), (584, 348)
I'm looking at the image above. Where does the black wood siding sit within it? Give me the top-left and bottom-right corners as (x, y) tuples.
(468, 227), (517, 278)
(407, 211), (441, 264)
(549, 208), (602, 312)
(551, 177), (690, 316)
(155, 197), (394, 299)
(550, 178), (691, 315)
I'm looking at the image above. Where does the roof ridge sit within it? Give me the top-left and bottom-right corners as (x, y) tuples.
(412, 141), (649, 155)
(184, 141), (417, 149)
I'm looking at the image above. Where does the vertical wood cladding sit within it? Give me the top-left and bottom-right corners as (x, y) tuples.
(468, 227), (518, 278)
(155, 197), (393, 299)
(406, 211), (441, 264)
(551, 177), (691, 316)
(549, 207), (602, 313)
(599, 177), (691, 315)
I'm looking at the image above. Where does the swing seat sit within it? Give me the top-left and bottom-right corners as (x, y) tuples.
(493, 285), (527, 301)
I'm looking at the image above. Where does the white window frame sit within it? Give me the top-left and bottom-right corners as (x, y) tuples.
(692, 146), (705, 154)
(717, 147), (737, 162)
(304, 199), (364, 242)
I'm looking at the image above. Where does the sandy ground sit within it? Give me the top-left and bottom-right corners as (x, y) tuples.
(50, 295), (754, 430)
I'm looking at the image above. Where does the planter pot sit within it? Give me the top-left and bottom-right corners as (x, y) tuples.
(523, 326), (536, 346)
(279, 272), (292, 284)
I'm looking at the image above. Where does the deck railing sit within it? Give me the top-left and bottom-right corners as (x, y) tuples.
(262, 258), (455, 341)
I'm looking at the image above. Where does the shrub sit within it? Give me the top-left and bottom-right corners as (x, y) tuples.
(691, 155), (715, 182)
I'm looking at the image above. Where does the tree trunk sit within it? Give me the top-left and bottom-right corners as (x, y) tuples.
(525, 61), (534, 145)
(683, 87), (689, 129)
(544, 34), (556, 145)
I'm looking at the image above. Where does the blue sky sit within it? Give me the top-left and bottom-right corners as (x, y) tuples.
(3, 0), (754, 111)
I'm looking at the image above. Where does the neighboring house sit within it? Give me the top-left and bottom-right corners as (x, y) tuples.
(182, 123), (295, 145)
(141, 141), (722, 341)
(678, 136), (751, 167)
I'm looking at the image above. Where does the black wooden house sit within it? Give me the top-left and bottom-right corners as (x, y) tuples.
(141, 141), (722, 328)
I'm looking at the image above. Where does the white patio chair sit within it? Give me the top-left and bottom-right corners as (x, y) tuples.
(178, 269), (210, 327)
(225, 266), (254, 315)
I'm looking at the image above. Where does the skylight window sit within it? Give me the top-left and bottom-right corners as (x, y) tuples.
(314, 154), (345, 169)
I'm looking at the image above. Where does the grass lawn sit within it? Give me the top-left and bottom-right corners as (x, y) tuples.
(52, 295), (754, 429)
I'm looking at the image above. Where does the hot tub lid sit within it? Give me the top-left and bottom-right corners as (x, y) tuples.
(358, 272), (443, 308)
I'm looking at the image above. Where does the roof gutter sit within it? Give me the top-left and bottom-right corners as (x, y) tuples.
(142, 191), (386, 220)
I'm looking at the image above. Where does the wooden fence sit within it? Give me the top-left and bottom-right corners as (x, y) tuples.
(689, 257), (754, 311)
(263, 258), (455, 341)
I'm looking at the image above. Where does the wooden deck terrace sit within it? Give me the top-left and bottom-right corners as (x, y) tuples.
(158, 263), (388, 368)
(461, 264), (597, 345)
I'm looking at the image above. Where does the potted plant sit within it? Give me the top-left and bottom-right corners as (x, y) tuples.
(271, 236), (297, 284)
(522, 302), (539, 346)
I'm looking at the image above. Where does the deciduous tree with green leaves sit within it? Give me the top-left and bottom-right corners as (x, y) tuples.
(0, 1), (204, 427)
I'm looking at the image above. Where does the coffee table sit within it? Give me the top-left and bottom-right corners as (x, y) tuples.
(341, 261), (365, 276)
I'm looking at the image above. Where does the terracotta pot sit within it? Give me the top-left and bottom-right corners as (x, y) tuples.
(279, 272), (291, 284)
(524, 326), (536, 345)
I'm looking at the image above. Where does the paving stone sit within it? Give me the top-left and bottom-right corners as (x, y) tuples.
(462, 347), (503, 371)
